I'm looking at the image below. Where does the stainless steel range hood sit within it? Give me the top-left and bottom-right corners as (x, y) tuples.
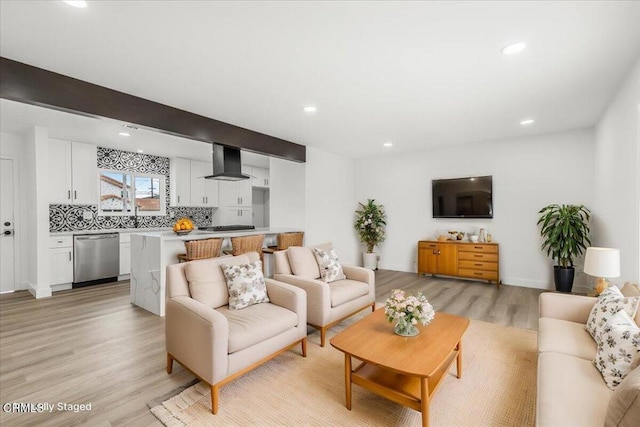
(204, 144), (250, 181)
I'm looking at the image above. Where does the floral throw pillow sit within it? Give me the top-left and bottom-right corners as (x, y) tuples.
(220, 261), (269, 310)
(593, 310), (640, 390)
(313, 248), (346, 283)
(586, 286), (640, 340)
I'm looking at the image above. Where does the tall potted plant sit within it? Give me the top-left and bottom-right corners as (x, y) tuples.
(537, 204), (591, 292)
(354, 199), (387, 270)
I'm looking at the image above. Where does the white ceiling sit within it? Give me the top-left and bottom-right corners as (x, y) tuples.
(1, 1), (639, 159)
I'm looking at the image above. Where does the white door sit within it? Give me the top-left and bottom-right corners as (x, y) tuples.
(1, 158), (16, 293)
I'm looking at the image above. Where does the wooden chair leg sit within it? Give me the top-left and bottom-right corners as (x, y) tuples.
(211, 384), (219, 414)
(301, 337), (307, 357)
(320, 327), (327, 347)
(371, 302), (376, 312)
(166, 353), (173, 374)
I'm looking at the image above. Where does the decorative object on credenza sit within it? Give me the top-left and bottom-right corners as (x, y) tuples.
(384, 289), (435, 337)
(469, 234), (479, 242)
(354, 199), (387, 270)
(486, 233), (492, 243)
(584, 247), (620, 295)
(173, 217), (194, 235)
(479, 228), (486, 242)
(537, 204), (591, 292)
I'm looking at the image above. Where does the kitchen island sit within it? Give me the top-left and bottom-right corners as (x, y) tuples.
(130, 228), (301, 316)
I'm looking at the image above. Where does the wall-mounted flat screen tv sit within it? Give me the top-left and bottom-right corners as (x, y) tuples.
(432, 175), (493, 218)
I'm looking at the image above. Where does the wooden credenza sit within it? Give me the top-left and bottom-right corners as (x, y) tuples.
(418, 240), (500, 287)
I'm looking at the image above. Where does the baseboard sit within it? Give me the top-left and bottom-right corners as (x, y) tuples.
(500, 277), (551, 290)
(27, 282), (52, 299)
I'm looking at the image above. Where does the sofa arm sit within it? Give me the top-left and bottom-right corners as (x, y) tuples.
(342, 265), (374, 285)
(265, 279), (307, 339)
(165, 296), (229, 385)
(273, 273), (332, 326)
(538, 292), (597, 323)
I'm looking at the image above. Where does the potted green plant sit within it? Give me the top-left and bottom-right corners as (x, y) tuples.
(537, 204), (591, 292)
(354, 199), (387, 270)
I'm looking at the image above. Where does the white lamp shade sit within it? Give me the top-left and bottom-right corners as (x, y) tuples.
(583, 247), (620, 278)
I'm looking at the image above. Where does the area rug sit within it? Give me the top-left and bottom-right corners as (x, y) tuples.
(150, 316), (537, 426)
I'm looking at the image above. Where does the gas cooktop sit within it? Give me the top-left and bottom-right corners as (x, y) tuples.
(198, 225), (256, 232)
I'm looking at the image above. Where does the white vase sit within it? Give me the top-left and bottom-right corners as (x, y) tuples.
(363, 252), (378, 270)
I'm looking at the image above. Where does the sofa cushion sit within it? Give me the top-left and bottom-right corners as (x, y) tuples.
(217, 303), (298, 353)
(538, 317), (597, 360)
(586, 286), (639, 340)
(313, 247), (346, 283)
(287, 246), (320, 279)
(220, 260), (270, 310)
(621, 282), (640, 326)
(594, 310), (640, 390)
(605, 365), (640, 427)
(185, 255), (250, 308)
(329, 279), (369, 307)
(537, 352), (613, 427)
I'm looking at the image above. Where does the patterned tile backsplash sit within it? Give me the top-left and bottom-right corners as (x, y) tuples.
(49, 147), (214, 232)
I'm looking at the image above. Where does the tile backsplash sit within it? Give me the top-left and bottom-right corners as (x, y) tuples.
(49, 147), (213, 232)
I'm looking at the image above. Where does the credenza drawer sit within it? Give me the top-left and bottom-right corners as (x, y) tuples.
(458, 269), (498, 281)
(458, 260), (497, 271)
(458, 252), (498, 262)
(459, 244), (498, 254)
(418, 242), (439, 250)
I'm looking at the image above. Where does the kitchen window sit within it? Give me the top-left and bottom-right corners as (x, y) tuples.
(98, 169), (165, 216)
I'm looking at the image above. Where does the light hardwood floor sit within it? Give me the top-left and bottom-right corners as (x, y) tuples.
(0, 271), (543, 426)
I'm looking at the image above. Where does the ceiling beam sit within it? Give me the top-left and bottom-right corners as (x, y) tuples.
(0, 57), (306, 162)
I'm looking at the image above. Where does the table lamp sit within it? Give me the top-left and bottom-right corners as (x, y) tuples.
(583, 247), (620, 295)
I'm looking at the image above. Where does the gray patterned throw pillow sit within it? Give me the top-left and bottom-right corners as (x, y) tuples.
(593, 310), (640, 389)
(586, 286), (640, 340)
(313, 248), (346, 283)
(220, 261), (270, 310)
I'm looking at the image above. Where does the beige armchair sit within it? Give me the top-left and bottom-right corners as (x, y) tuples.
(273, 243), (375, 347)
(165, 252), (307, 414)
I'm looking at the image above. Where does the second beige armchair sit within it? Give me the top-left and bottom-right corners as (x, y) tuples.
(273, 243), (375, 346)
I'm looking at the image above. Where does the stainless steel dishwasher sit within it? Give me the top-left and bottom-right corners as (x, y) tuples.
(73, 233), (119, 287)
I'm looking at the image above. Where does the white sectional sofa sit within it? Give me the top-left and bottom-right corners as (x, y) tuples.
(536, 283), (640, 427)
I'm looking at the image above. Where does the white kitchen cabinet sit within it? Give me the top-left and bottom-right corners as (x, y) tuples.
(119, 233), (131, 276)
(190, 160), (219, 207)
(218, 165), (252, 207)
(170, 158), (218, 207)
(250, 166), (270, 188)
(170, 157), (191, 206)
(222, 207), (253, 225)
(49, 139), (97, 205)
(49, 236), (73, 285)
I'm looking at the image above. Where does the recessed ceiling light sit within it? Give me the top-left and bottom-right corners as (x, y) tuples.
(63, 0), (88, 8)
(383, 142), (393, 147)
(501, 42), (526, 55)
(137, 149), (144, 153)
(119, 132), (130, 137)
(123, 124), (138, 130)
(520, 119), (534, 125)
(303, 106), (317, 113)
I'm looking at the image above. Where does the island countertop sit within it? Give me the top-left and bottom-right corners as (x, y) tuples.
(129, 227), (303, 316)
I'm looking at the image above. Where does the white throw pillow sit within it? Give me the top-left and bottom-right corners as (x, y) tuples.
(586, 286), (640, 340)
(313, 248), (346, 283)
(594, 310), (640, 390)
(220, 260), (270, 310)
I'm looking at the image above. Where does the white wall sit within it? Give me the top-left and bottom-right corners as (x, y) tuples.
(269, 156), (306, 230)
(594, 58), (640, 283)
(355, 128), (595, 290)
(0, 131), (25, 290)
(304, 147), (359, 265)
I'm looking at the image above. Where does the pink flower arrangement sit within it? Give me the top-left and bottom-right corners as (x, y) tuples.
(384, 289), (435, 327)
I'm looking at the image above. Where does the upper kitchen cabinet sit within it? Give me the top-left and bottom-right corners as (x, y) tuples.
(48, 139), (97, 205)
(250, 166), (270, 188)
(190, 160), (219, 207)
(218, 165), (252, 207)
(170, 158), (218, 207)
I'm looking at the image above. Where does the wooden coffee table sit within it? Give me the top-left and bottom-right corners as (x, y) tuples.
(330, 309), (470, 427)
